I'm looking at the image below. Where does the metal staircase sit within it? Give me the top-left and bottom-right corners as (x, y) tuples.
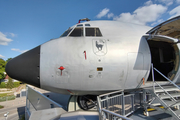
(97, 90), (134, 120)
(143, 64), (180, 120)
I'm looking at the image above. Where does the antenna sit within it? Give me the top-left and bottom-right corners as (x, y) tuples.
(78, 18), (90, 23)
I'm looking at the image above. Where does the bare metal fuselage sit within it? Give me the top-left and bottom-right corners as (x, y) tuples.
(6, 17), (180, 95)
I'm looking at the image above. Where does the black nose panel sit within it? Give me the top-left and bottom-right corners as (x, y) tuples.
(5, 46), (40, 87)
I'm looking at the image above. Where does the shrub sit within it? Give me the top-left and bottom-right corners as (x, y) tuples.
(0, 95), (15, 102)
(0, 82), (6, 88)
(0, 105), (4, 109)
(6, 77), (14, 89)
(14, 82), (21, 88)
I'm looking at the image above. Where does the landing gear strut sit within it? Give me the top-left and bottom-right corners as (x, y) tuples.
(77, 95), (97, 110)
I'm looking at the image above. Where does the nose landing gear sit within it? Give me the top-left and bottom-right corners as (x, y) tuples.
(77, 95), (97, 110)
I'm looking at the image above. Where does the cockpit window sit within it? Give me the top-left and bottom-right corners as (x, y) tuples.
(86, 28), (102, 37)
(77, 24), (83, 27)
(60, 28), (72, 37)
(85, 24), (90, 26)
(69, 27), (83, 37)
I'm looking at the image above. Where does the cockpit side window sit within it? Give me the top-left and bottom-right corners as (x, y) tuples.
(86, 28), (102, 37)
(69, 27), (83, 37)
(60, 28), (72, 37)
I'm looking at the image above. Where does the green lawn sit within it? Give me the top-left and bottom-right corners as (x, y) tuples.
(0, 105), (4, 109)
(0, 92), (13, 97)
(0, 92), (15, 102)
(0, 96), (15, 102)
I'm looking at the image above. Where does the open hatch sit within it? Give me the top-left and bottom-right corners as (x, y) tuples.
(146, 16), (180, 81)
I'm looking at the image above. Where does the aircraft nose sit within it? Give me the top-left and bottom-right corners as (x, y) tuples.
(5, 46), (40, 87)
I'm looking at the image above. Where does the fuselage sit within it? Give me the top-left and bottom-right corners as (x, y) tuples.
(6, 18), (180, 95)
(39, 21), (152, 95)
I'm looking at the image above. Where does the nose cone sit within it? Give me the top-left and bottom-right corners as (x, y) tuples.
(5, 46), (40, 87)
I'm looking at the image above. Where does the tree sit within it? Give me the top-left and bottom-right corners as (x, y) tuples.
(0, 58), (12, 80)
(6, 58), (12, 63)
(0, 59), (5, 80)
(6, 77), (14, 89)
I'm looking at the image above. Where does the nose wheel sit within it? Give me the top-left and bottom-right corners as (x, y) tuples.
(77, 95), (97, 110)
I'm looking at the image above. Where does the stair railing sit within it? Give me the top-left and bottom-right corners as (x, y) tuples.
(97, 90), (134, 120)
(151, 64), (180, 119)
(151, 64), (177, 102)
(153, 66), (180, 90)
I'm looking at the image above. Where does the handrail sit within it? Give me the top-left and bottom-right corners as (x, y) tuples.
(97, 96), (102, 120)
(97, 90), (135, 120)
(153, 68), (180, 90)
(155, 81), (176, 102)
(151, 64), (156, 92)
(151, 64), (178, 102)
(101, 109), (133, 120)
(98, 90), (123, 97)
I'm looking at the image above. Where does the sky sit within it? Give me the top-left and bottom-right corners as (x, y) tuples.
(1, 0), (180, 60)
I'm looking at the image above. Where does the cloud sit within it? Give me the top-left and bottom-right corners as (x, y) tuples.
(96, 8), (110, 18)
(107, 13), (114, 19)
(169, 5), (180, 18)
(11, 48), (28, 53)
(158, 0), (173, 6)
(151, 19), (164, 26)
(177, 0), (180, 4)
(9, 33), (17, 37)
(113, 3), (167, 25)
(0, 32), (13, 45)
(0, 54), (5, 58)
(145, 0), (153, 6)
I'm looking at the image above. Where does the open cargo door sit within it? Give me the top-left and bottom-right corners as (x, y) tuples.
(145, 16), (180, 81)
(147, 15), (180, 39)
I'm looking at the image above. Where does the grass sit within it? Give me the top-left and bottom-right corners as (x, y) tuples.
(19, 114), (25, 120)
(0, 84), (25, 102)
(0, 105), (4, 109)
(0, 89), (11, 92)
(0, 92), (14, 97)
(0, 96), (15, 102)
(0, 92), (15, 102)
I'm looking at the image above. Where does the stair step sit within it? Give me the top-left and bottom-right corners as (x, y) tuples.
(164, 100), (177, 106)
(152, 100), (174, 106)
(159, 93), (180, 99)
(155, 87), (180, 93)
(151, 100), (180, 107)
(174, 110), (180, 117)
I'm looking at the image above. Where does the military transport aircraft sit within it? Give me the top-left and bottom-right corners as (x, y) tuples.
(5, 16), (180, 110)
